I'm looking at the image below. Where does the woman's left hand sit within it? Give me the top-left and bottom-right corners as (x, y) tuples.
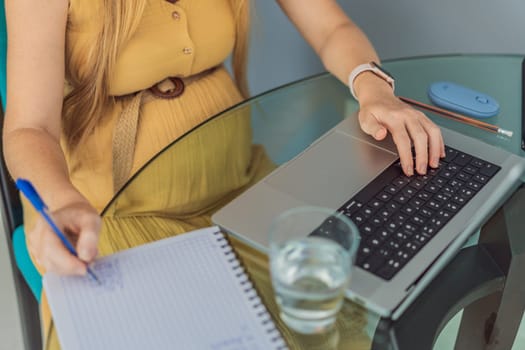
(354, 73), (446, 176)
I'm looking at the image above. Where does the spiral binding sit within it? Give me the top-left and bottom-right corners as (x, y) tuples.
(212, 230), (288, 350)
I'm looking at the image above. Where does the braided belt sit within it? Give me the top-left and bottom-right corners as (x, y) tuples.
(112, 67), (216, 193)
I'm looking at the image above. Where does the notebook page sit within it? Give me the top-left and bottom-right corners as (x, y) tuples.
(44, 226), (285, 350)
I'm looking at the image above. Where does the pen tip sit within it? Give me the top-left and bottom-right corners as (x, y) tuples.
(87, 268), (102, 285)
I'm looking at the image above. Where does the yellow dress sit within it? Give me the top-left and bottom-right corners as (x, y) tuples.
(25, 1), (370, 348)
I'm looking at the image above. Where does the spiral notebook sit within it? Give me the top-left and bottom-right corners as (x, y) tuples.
(43, 226), (287, 350)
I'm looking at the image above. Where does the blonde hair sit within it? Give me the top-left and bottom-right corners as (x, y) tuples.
(62, 0), (250, 152)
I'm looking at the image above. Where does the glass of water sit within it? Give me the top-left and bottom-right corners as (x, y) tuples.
(269, 206), (360, 334)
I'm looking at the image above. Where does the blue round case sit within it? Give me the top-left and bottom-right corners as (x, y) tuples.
(427, 81), (500, 119)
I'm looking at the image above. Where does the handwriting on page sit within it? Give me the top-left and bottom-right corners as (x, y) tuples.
(93, 259), (123, 290)
(72, 259), (124, 292)
(211, 325), (259, 350)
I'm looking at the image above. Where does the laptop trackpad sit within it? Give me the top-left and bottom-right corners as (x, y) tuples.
(265, 131), (397, 208)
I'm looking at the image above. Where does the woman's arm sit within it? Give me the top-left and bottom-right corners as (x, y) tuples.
(3, 0), (99, 275)
(277, 0), (445, 176)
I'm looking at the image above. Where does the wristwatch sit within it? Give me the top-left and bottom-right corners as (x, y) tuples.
(348, 62), (395, 101)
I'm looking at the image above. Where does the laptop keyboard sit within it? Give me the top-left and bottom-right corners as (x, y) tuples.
(329, 146), (499, 281)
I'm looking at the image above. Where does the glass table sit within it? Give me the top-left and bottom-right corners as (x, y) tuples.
(101, 54), (525, 349)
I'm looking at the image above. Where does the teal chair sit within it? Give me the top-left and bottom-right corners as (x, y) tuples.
(0, 4), (43, 349)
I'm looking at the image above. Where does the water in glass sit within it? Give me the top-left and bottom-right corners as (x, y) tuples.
(271, 236), (350, 334)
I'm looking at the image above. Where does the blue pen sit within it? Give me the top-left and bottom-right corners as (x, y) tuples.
(15, 178), (101, 284)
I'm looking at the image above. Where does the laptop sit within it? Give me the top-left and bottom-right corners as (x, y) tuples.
(212, 112), (525, 320)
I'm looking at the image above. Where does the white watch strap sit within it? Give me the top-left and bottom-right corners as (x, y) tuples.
(348, 62), (395, 101)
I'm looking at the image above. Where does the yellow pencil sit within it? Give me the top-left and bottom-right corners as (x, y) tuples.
(399, 96), (513, 138)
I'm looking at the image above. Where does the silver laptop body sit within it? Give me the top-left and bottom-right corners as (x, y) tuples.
(212, 112), (525, 319)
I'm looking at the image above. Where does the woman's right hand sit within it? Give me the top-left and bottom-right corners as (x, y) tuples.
(27, 201), (101, 276)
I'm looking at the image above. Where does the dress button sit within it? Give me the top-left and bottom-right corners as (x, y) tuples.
(182, 47), (193, 55)
(172, 11), (181, 20)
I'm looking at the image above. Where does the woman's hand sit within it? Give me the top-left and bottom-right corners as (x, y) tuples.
(276, 0), (444, 175)
(355, 73), (446, 176)
(27, 201), (101, 276)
